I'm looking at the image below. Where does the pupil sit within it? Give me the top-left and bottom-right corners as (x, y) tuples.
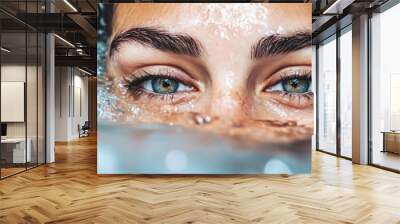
(162, 80), (170, 88)
(282, 78), (309, 93)
(291, 80), (299, 88)
(152, 78), (178, 94)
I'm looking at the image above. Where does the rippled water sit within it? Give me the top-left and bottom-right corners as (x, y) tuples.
(98, 122), (310, 174)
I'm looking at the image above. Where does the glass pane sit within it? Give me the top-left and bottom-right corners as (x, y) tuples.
(1, 30), (27, 177)
(339, 28), (352, 158)
(38, 32), (45, 165)
(26, 0), (39, 169)
(371, 4), (400, 171)
(0, 0), (46, 178)
(27, 31), (38, 169)
(318, 37), (337, 154)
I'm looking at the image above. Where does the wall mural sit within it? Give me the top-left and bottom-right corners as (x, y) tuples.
(97, 3), (313, 174)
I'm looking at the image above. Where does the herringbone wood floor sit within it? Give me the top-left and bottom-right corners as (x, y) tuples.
(1, 135), (400, 224)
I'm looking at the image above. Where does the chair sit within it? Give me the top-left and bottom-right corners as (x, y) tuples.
(79, 121), (90, 138)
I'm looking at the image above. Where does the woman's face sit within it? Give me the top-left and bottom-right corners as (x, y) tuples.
(106, 3), (313, 141)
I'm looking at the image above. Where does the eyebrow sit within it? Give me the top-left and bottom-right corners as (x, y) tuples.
(251, 32), (312, 59)
(109, 27), (203, 57)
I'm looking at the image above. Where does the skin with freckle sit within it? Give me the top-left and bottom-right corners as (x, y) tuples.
(105, 3), (313, 144)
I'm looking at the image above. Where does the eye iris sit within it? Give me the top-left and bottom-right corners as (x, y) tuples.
(282, 78), (310, 93)
(151, 78), (179, 94)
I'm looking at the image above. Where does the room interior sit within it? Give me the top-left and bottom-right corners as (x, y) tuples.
(0, 0), (400, 223)
(0, 29), (46, 177)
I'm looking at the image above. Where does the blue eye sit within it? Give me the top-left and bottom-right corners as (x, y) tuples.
(151, 78), (179, 94)
(141, 77), (193, 94)
(268, 76), (311, 93)
(282, 78), (310, 93)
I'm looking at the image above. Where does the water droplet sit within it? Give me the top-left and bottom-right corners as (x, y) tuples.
(263, 159), (292, 174)
(165, 150), (187, 172)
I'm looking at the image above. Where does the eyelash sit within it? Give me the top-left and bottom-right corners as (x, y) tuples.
(123, 68), (312, 107)
(265, 69), (313, 107)
(264, 69), (311, 91)
(275, 69), (311, 86)
(126, 72), (169, 89)
(281, 74), (310, 83)
(124, 71), (195, 101)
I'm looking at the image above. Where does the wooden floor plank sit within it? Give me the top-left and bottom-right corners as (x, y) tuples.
(0, 134), (400, 223)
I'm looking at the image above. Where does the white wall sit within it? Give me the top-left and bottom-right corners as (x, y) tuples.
(1, 63), (46, 164)
(54, 67), (89, 141)
(1, 64), (26, 81)
(1, 64), (41, 138)
(1, 65), (26, 130)
(72, 73), (89, 138)
(55, 66), (69, 141)
(1, 82), (25, 122)
(1, 65), (26, 139)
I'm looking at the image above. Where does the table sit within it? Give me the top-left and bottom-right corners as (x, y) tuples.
(381, 131), (400, 154)
(1, 138), (31, 163)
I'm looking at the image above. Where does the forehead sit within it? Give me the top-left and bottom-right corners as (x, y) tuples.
(112, 3), (311, 36)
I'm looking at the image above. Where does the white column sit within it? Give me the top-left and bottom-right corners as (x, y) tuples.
(46, 32), (55, 163)
(45, 0), (56, 163)
(352, 14), (369, 164)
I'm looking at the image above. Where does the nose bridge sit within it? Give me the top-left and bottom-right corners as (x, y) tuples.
(209, 80), (248, 121)
(203, 37), (250, 122)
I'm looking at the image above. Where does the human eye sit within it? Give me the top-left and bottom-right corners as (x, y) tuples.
(136, 75), (193, 94)
(263, 66), (313, 108)
(122, 65), (198, 102)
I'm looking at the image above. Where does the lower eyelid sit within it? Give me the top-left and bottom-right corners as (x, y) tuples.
(128, 89), (197, 106)
(265, 91), (313, 108)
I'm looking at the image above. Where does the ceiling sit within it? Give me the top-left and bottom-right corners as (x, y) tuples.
(0, 0), (393, 74)
(0, 0), (100, 73)
(311, 0), (390, 42)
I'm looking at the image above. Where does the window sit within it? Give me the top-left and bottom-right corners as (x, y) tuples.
(317, 36), (337, 154)
(370, 3), (400, 171)
(0, 0), (46, 179)
(339, 27), (352, 158)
